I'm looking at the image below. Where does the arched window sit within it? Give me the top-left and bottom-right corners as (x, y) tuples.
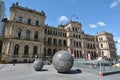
(33, 46), (37, 55)
(44, 29), (47, 34)
(48, 38), (52, 45)
(101, 51), (104, 57)
(63, 40), (66, 46)
(76, 42), (78, 47)
(53, 49), (57, 56)
(58, 39), (62, 46)
(77, 50), (79, 58)
(53, 38), (57, 46)
(34, 31), (38, 40)
(17, 28), (21, 38)
(101, 44), (103, 48)
(24, 45), (29, 55)
(53, 31), (55, 36)
(26, 30), (30, 39)
(14, 44), (19, 55)
(44, 48), (47, 56)
(91, 51), (93, 59)
(48, 48), (51, 56)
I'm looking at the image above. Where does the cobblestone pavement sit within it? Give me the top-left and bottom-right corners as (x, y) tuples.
(0, 64), (120, 80)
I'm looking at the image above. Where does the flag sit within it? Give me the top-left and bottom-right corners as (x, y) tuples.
(71, 52), (75, 58)
(87, 53), (91, 60)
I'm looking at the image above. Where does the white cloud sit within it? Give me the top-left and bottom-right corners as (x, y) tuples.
(97, 21), (106, 27)
(89, 21), (106, 28)
(110, 0), (120, 8)
(89, 24), (97, 28)
(118, 38), (120, 43)
(58, 16), (68, 24)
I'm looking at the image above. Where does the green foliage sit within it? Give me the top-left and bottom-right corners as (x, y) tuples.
(0, 36), (3, 59)
(117, 55), (120, 59)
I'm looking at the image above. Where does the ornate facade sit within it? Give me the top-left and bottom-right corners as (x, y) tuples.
(1, 2), (117, 63)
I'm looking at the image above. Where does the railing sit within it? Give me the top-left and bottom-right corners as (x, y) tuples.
(74, 59), (120, 73)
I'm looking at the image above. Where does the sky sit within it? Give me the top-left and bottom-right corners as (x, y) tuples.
(3, 0), (120, 55)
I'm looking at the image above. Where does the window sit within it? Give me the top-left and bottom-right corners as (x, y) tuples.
(63, 40), (66, 46)
(79, 42), (81, 48)
(24, 45), (29, 55)
(36, 20), (39, 26)
(58, 39), (62, 46)
(26, 30), (30, 39)
(53, 49), (57, 56)
(53, 38), (57, 46)
(18, 17), (23, 23)
(79, 35), (81, 39)
(16, 28), (21, 38)
(14, 44), (19, 55)
(101, 44), (103, 48)
(48, 38), (52, 45)
(48, 48), (52, 56)
(33, 46), (37, 55)
(34, 31), (38, 40)
(27, 19), (31, 25)
(99, 38), (103, 41)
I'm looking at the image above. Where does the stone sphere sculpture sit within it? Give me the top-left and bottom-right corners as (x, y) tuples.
(33, 59), (44, 71)
(52, 50), (74, 73)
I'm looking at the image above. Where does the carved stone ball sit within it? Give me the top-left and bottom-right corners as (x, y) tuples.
(33, 59), (44, 71)
(52, 50), (74, 73)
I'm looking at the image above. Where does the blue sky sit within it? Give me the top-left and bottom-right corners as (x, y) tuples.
(4, 0), (120, 55)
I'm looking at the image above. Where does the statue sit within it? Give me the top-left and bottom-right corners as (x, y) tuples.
(33, 59), (44, 71)
(52, 50), (74, 73)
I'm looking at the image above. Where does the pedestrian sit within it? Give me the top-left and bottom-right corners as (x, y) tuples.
(13, 60), (16, 66)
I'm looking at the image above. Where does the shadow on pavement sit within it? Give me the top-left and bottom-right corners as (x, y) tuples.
(58, 69), (82, 74)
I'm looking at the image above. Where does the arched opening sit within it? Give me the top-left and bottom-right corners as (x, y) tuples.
(33, 46), (37, 56)
(48, 48), (52, 56)
(77, 50), (79, 58)
(48, 38), (52, 45)
(58, 39), (62, 46)
(24, 45), (29, 55)
(63, 40), (66, 46)
(53, 49), (57, 56)
(34, 31), (38, 40)
(17, 28), (21, 38)
(53, 38), (57, 46)
(26, 30), (30, 39)
(14, 44), (19, 55)
(44, 48), (46, 56)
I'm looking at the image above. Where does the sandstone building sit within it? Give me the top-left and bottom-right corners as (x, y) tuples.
(1, 2), (117, 63)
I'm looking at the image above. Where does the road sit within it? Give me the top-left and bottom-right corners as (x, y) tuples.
(0, 64), (120, 80)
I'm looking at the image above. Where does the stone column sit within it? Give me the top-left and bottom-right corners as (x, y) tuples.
(13, 26), (16, 37)
(29, 43), (33, 57)
(9, 42), (14, 58)
(6, 41), (10, 54)
(31, 30), (34, 40)
(19, 42), (24, 58)
(41, 44), (44, 58)
(9, 26), (13, 36)
(41, 30), (43, 40)
(21, 30), (25, 39)
(39, 30), (41, 40)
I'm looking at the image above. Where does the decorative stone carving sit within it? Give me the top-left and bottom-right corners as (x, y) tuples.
(52, 50), (74, 73)
(33, 59), (44, 71)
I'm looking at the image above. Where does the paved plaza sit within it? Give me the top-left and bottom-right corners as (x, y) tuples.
(0, 64), (120, 80)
